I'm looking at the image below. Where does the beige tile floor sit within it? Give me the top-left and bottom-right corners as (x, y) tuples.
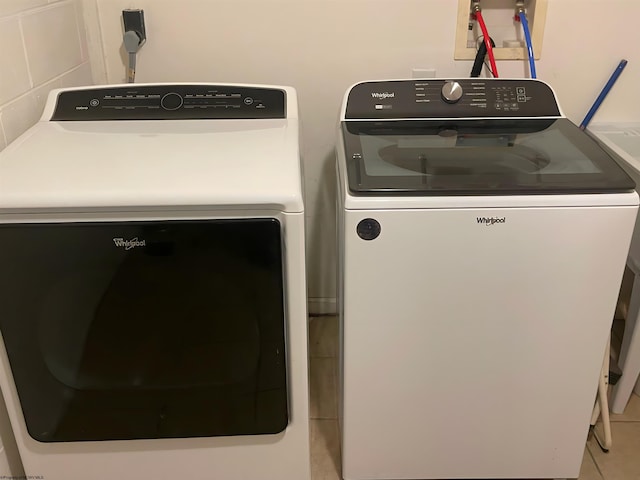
(309, 316), (640, 480)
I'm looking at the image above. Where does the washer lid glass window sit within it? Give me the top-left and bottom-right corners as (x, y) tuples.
(342, 118), (635, 195)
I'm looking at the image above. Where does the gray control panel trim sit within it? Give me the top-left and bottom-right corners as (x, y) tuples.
(51, 85), (287, 120)
(345, 79), (561, 119)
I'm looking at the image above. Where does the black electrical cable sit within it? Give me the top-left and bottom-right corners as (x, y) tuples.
(470, 36), (495, 78)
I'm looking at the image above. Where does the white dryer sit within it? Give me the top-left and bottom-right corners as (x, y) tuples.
(336, 79), (638, 479)
(0, 84), (310, 480)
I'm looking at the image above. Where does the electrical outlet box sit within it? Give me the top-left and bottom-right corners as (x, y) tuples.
(412, 68), (436, 79)
(454, 0), (546, 60)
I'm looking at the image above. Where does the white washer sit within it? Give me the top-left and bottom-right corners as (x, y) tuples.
(337, 79), (638, 480)
(0, 83), (310, 480)
(589, 122), (640, 413)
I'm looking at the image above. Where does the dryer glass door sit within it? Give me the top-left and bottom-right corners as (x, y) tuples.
(0, 219), (287, 442)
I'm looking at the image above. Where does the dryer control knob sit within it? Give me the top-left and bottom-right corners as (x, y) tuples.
(161, 92), (184, 111)
(441, 81), (463, 104)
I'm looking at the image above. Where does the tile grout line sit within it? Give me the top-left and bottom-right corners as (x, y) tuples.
(17, 16), (34, 90)
(587, 444), (606, 480)
(93, 0), (110, 83)
(333, 354), (342, 467)
(309, 357), (338, 421)
(73, 0), (85, 63)
(15, 0), (77, 91)
(0, 115), (7, 148)
(1, 62), (90, 111)
(331, 355), (338, 422)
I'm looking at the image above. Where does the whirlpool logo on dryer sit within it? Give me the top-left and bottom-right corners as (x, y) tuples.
(113, 237), (146, 249)
(477, 217), (506, 226)
(371, 92), (395, 99)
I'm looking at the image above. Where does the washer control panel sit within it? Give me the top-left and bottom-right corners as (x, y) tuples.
(344, 79), (561, 119)
(51, 85), (286, 120)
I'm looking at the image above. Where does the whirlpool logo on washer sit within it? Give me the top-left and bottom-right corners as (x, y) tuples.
(113, 237), (146, 250)
(371, 92), (395, 99)
(477, 217), (506, 226)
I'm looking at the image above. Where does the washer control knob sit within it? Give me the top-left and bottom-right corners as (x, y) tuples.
(357, 218), (381, 241)
(161, 92), (183, 110)
(441, 81), (463, 104)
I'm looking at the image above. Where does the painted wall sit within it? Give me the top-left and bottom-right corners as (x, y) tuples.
(0, 0), (94, 152)
(85, 0), (640, 310)
(0, 0), (94, 474)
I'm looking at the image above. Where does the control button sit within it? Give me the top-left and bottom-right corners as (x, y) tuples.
(89, 98), (99, 107)
(517, 95), (526, 102)
(352, 153), (362, 160)
(441, 81), (463, 104)
(160, 92), (183, 111)
(357, 218), (381, 241)
(244, 97), (254, 105)
(516, 87), (526, 95)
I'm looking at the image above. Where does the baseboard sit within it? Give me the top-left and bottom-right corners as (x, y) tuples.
(308, 297), (337, 316)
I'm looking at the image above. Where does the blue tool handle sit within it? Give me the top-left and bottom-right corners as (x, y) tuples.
(580, 59), (628, 130)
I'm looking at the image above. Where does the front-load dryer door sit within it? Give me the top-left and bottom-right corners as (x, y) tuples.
(0, 219), (287, 442)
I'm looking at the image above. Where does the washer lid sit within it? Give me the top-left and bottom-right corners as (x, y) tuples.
(0, 118), (303, 213)
(342, 118), (635, 196)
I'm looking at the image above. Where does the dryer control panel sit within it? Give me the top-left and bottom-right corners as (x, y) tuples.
(51, 85), (286, 120)
(344, 79), (561, 119)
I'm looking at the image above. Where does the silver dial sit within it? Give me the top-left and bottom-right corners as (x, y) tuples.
(441, 81), (463, 104)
